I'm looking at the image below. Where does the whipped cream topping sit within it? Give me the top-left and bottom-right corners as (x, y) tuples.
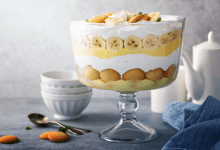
(109, 11), (128, 20)
(74, 47), (181, 75)
(105, 11), (129, 23)
(70, 18), (182, 41)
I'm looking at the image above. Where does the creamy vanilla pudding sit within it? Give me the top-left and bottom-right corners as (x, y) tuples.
(70, 11), (184, 91)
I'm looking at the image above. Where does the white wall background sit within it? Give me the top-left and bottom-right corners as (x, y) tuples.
(1, 0), (220, 99)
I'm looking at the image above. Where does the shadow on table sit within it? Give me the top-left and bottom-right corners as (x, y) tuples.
(71, 112), (119, 124)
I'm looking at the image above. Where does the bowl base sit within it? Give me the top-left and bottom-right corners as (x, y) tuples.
(54, 114), (80, 120)
(99, 118), (158, 143)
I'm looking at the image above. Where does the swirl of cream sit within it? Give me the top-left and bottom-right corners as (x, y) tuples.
(105, 11), (129, 23)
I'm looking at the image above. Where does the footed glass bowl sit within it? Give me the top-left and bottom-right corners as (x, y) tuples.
(70, 15), (185, 143)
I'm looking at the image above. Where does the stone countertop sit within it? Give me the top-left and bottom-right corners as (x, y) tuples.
(0, 95), (177, 150)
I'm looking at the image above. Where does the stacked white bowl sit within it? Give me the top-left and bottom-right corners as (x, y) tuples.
(40, 71), (92, 120)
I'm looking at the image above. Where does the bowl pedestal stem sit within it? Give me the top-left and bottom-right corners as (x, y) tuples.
(99, 93), (158, 143)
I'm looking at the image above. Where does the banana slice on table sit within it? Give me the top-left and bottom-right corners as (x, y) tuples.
(148, 12), (160, 22)
(107, 36), (123, 51)
(169, 29), (180, 42)
(142, 34), (159, 50)
(159, 33), (171, 47)
(124, 35), (142, 51)
(91, 35), (106, 49)
(79, 35), (90, 48)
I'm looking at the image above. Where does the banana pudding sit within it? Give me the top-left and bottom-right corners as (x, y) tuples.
(70, 11), (184, 91)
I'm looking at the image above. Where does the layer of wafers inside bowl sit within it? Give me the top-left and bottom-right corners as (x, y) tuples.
(70, 10), (184, 91)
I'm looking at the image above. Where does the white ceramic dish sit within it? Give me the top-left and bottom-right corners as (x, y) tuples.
(41, 70), (84, 88)
(41, 83), (91, 95)
(41, 90), (92, 120)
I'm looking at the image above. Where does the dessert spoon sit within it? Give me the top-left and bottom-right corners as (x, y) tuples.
(28, 113), (91, 135)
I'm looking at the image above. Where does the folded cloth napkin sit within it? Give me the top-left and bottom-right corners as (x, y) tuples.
(162, 101), (200, 131)
(162, 96), (220, 150)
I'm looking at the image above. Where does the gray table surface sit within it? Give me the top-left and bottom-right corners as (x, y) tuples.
(0, 94), (178, 150)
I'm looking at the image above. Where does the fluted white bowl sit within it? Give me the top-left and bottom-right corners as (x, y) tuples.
(41, 83), (91, 95)
(41, 90), (92, 120)
(41, 70), (84, 88)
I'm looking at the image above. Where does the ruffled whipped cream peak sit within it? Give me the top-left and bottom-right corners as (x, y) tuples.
(106, 11), (129, 23)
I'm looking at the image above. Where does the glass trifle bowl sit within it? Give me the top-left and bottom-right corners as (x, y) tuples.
(70, 13), (185, 143)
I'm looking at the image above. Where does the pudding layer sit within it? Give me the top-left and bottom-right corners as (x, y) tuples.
(76, 66), (176, 91)
(74, 47), (180, 75)
(73, 36), (181, 58)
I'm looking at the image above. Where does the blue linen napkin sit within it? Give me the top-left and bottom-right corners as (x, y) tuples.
(162, 101), (200, 131)
(162, 96), (220, 150)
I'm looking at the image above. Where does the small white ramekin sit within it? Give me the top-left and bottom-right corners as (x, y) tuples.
(41, 90), (92, 120)
(41, 70), (84, 88)
(41, 83), (91, 95)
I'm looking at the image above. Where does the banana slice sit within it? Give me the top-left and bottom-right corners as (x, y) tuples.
(159, 33), (171, 47)
(169, 29), (179, 42)
(124, 35), (142, 51)
(127, 12), (136, 21)
(107, 36), (123, 51)
(103, 12), (115, 16)
(105, 17), (125, 23)
(142, 34), (159, 50)
(91, 35), (106, 49)
(79, 35), (90, 48)
(148, 12), (160, 22)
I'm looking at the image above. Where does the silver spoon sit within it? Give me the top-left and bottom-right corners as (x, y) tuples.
(28, 113), (91, 135)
